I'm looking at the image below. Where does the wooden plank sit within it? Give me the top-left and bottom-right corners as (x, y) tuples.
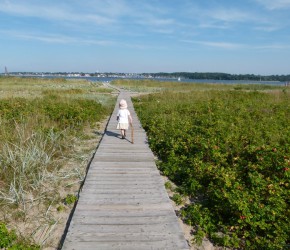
(82, 182), (165, 187)
(77, 199), (171, 206)
(74, 202), (174, 211)
(82, 174), (165, 181)
(72, 209), (175, 218)
(89, 161), (157, 167)
(93, 151), (153, 156)
(67, 223), (182, 234)
(77, 189), (167, 195)
(71, 215), (179, 225)
(79, 190), (168, 196)
(91, 156), (155, 162)
(80, 184), (164, 190)
(86, 170), (160, 174)
(83, 178), (164, 183)
(84, 175), (163, 180)
(88, 164), (157, 170)
(64, 233), (187, 243)
(63, 241), (188, 250)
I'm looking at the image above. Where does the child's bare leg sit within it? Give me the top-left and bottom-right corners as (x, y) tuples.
(121, 129), (125, 138)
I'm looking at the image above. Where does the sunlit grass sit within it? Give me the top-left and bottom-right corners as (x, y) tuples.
(0, 123), (63, 206)
(0, 76), (113, 98)
(0, 76), (116, 248)
(111, 79), (288, 93)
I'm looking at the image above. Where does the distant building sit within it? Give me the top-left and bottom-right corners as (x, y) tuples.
(4, 66), (9, 76)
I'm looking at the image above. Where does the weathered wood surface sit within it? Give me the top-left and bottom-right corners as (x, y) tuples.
(62, 92), (189, 250)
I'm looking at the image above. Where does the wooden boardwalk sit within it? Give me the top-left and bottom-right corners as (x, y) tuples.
(62, 92), (189, 250)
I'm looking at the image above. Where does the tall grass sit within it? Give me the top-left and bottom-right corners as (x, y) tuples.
(0, 123), (61, 206)
(0, 96), (109, 202)
(0, 76), (116, 248)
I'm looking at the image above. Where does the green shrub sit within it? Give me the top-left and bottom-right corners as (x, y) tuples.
(0, 96), (108, 130)
(0, 98), (32, 121)
(171, 193), (183, 205)
(43, 98), (104, 128)
(0, 223), (17, 248)
(64, 194), (77, 205)
(164, 181), (173, 190)
(133, 90), (290, 249)
(0, 223), (39, 249)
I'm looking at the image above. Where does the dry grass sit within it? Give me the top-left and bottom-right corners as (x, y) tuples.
(0, 76), (114, 100)
(0, 76), (116, 248)
(111, 79), (288, 94)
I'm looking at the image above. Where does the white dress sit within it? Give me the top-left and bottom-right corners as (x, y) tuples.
(117, 109), (130, 130)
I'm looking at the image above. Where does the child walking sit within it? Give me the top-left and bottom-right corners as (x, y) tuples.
(116, 99), (132, 139)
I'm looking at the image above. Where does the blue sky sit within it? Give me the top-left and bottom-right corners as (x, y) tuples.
(1, 0), (290, 74)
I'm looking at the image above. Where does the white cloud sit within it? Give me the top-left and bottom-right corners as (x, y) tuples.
(182, 3), (269, 35)
(210, 8), (251, 23)
(181, 40), (244, 49)
(198, 22), (230, 30)
(136, 15), (175, 29)
(254, 0), (290, 10)
(0, 29), (114, 45)
(0, 1), (115, 25)
(0, 0), (177, 37)
(254, 25), (281, 32)
(182, 39), (290, 51)
(151, 28), (174, 35)
(73, 0), (131, 19)
(254, 44), (290, 49)
(200, 41), (244, 49)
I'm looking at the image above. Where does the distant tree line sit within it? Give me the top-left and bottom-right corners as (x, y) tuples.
(3, 71), (290, 82)
(141, 72), (290, 82)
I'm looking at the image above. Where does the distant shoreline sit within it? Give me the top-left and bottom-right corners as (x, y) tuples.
(2, 71), (290, 82)
(0, 74), (286, 86)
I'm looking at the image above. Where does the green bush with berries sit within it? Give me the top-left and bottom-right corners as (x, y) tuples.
(133, 89), (290, 249)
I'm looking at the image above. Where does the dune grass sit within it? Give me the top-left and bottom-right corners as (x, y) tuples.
(0, 76), (116, 248)
(0, 76), (114, 99)
(111, 79), (287, 93)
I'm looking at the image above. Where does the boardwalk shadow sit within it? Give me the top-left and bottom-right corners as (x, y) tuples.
(105, 130), (120, 137)
(106, 130), (134, 144)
